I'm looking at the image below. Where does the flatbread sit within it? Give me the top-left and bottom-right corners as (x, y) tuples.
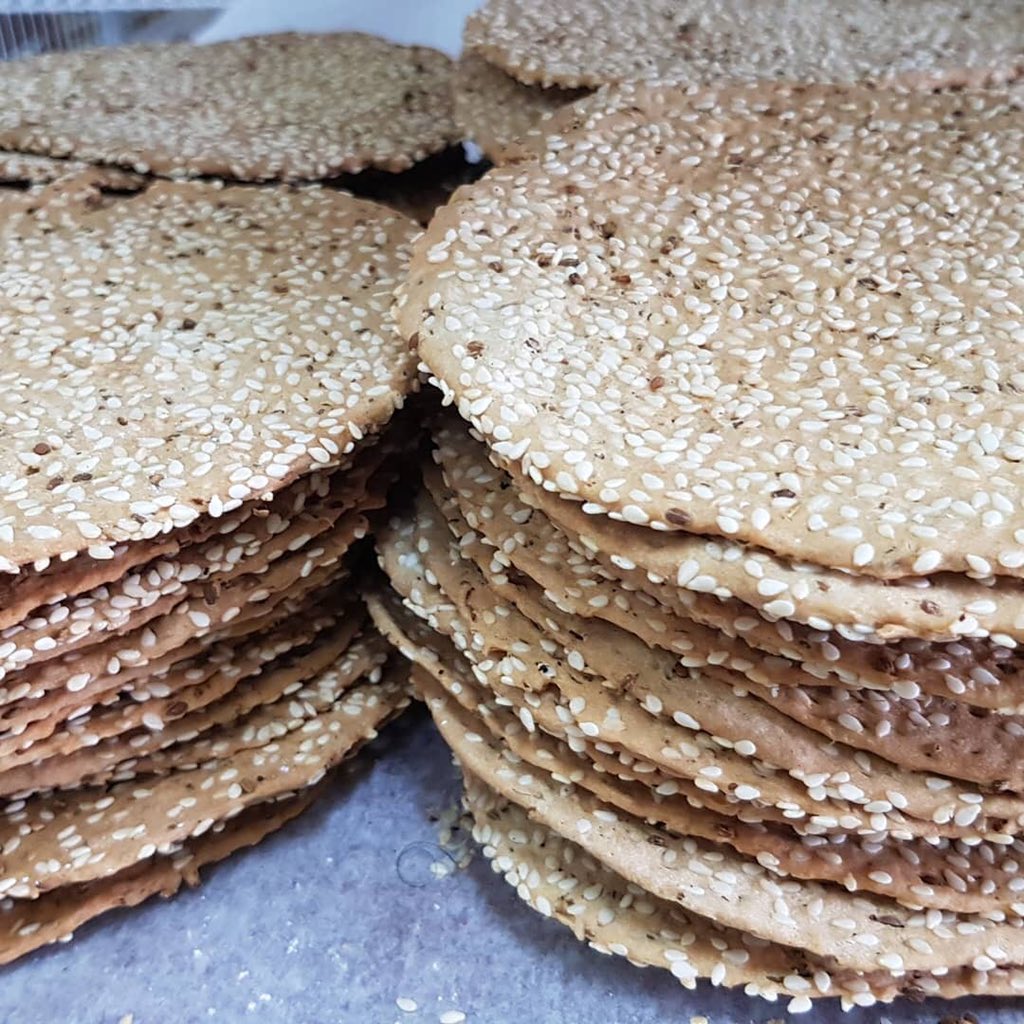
(0, 508), (367, 752)
(369, 584), (830, 836)
(374, 576), (1024, 924)
(0, 650), (409, 964)
(399, 489), (1024, 830)
(0, 663), (410, 899)
(464, 0), (1024, 88)
(110, 633), (391, 783)
(0, 33), (457, 181)
(373, 509), (913, 838)
(402, 82), (1024, 578)
(0, 604), (383, 797)
(461, 769), (1024, 1009)
(376, 584), (1024, 916)
(0, 592), (360, 781)
(427, 678), (1024, 976)
(428, 462), (1024, 791)
(452, 53), (588, 164)
(0, 790), (314, 966)
(431, 419), (1024, 707)
(0, 152), (145, 190)
(1, 176), (418, 571)
(492, 436), (1024, 644)
(0, 463), (329, 635)
(0, 461), (382, 684)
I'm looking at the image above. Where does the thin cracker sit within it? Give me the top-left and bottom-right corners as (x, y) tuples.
(0, 33), (457, 181)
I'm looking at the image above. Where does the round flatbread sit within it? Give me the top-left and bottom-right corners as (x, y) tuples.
(0, 657), (409, 900)
(429, 416), (1024, 700)
(402, 82), (1024, 578)
(460, 768), (1024, 1009)
(0, 790), (314, 966)
(429, 672), (1024, 976)
(465, 0), (1024, 89)
(0, 33), (458, 181)
(375, 582), (1024, 918)
(0, 176), (419, 573)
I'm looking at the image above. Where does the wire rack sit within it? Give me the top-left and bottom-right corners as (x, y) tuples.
(0, 1), (221, 59)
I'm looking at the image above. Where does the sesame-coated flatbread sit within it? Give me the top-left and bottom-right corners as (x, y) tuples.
(1, 152), (95, 183)
(0, 591), (356, 778)
(464, 0), (1024, 89)
(0, 465), (327, 636)
(375, 578), (1024, 929)
(0, 154), (145, 221)
(452, 667), (1024, 915)
(0, 599), (376, 796)
(370, 583), (825, 838)
(0, 426), (391, 638)
(402, 82), (1024, 579)
(0, 33), (457, 181)
(431, 419), (1024, 708)
(0, 664), (410, 900)
(428, 463), (1024, 791)
(0, 509), (367, 753)
(423, 643), (1024, 916)
(428, 678), (1024, 976)
(373, 509), (930, 841)
(400, 489), (1024, 830)
(21, 568), (351, 753)
(373, 514), (919, 841)
(460, 768), (1024, 1010)
(452, 54), (588, 164)
(106, 633), (391, 784)
(0, 176), (418, 572)
(0, 790), (315, 966)
(0, 544), (363, 772)
(2, 426), (389, 637)
(377, 583), (1024, 917)
(488, 434), (1024, 644)
(377, 496), (1024, 837)
(0, 462), (382, 686)
(460, 763), (831, 1010)
(371, 582), (825, 836)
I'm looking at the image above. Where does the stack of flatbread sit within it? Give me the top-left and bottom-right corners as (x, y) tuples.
(0, 27), (477, 961)
(372, 80), (1024, 1010)
(0, 172), (418, 962)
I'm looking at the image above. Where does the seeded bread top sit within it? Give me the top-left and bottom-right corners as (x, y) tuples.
(465, 0), (1024, 89)
(0, 33), (458, 182)
(0, 178), (419, 571)
(402, 82), (1024, 579)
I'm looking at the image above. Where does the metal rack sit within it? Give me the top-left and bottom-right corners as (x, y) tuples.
(0, 1), (221, 59)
